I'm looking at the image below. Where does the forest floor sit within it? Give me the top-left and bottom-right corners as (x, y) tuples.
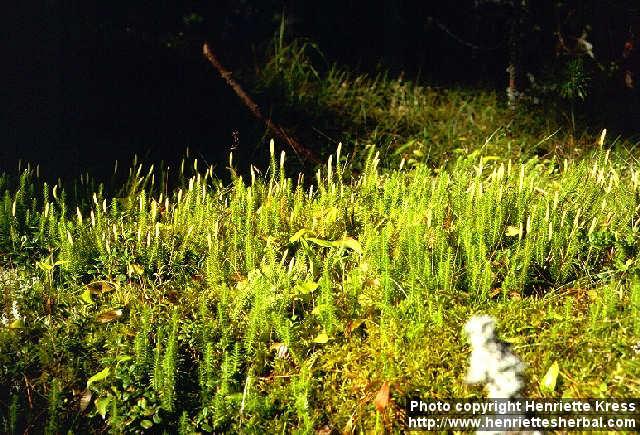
(2, 38), (640, 433)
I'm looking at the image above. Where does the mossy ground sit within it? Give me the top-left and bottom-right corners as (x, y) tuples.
(1, 39), (640, 434)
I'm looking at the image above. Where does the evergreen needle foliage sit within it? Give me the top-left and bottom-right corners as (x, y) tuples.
(1, 139), (640, 432)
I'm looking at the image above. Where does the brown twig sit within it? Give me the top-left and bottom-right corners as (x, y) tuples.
(202, 42), (320, 164)
(24, 374), (33, 409)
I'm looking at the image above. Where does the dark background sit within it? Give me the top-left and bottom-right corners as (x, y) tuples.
(3, 1), (640, 181)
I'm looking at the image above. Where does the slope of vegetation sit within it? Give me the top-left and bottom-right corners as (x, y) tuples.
(2, 34), (640, 433)
(1, 136), (640, 432)
(251, 36), (605, 171)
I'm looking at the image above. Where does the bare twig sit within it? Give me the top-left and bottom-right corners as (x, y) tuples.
(202, 42), (320, 164)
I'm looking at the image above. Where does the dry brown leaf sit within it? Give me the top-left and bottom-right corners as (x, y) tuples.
(509, 291), (522, 300)
(164, 290), (179, 304)
(315, 425), (332, 435)
(345, 319), (366, 336)
(96, 308), (123, 323)
(79, 389), (93, 412)
(342, 415), (354, 434)
(230, 272), (246, 282)
(374, 381), (390, 413)
(87, 280), (115, 295)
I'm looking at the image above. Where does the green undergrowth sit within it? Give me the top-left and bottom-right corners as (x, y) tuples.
(253, 37), (612, 172)
(1, 140), (640, 433)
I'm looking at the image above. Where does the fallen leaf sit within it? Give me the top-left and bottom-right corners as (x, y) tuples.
(346, 319), (366, 335)
(374, 381), (390, 412)
(505, 225), (521, 237)
(315, 425), (332, 435)
(364, 278), (380, 289)
(270, 342), (285, 351)
(96, 309), (123, 323)
(540, 361), (560, 394)
(312, 332), (329, 344)
(8, 319), (24, 329)
(80, 289), (94, 304)
(294, 281), (319, 295)
(86, 281), (115, 295)
(509, 291), (522, 300)
(127, 263), (144, 276)
(331, 237), (363, 254)
(306, 237), (333, 248)
(342, 416), (354, 434)
(79, 389), (93, 411)
(229, 272), (246, 283)
(164, 290), (179, 304)
(276, 344), (289, 359)
(95, 396), (111, 419)
(289, 228), (309, 243)
(87, 367), (111, 388)
(489, 288), (502, 298)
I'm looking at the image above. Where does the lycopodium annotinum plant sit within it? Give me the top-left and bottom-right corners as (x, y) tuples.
(0, 140), (639, 432)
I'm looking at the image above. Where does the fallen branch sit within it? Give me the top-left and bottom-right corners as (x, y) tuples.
(202, 42), (320, 164)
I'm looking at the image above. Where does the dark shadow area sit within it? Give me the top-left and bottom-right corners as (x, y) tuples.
(3, 1), (640, 184)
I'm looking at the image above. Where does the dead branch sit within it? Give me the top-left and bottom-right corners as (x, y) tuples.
(202, 42), (320, 164)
